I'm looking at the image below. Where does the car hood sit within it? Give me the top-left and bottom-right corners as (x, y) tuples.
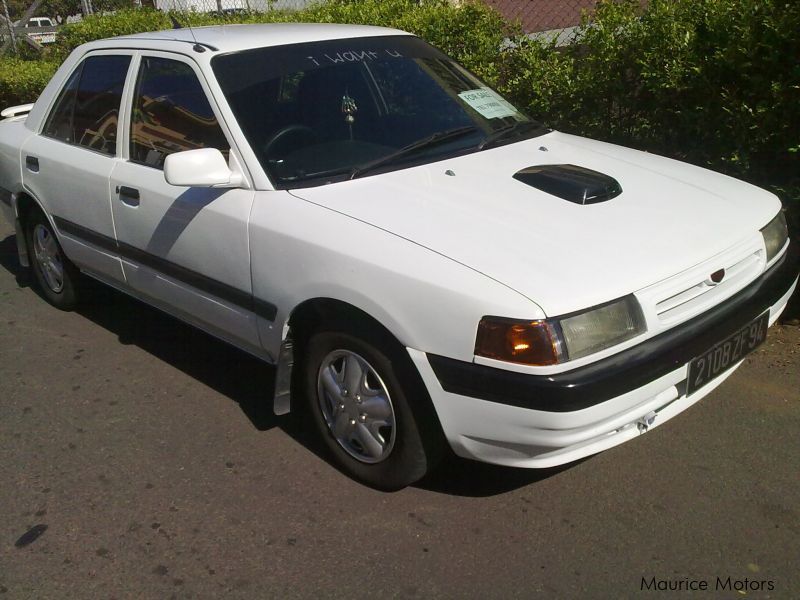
(291, 131), (780, 316)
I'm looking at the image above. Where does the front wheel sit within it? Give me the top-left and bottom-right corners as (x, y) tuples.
(25, 210), (80, 310)
(301, 328), (443, 490)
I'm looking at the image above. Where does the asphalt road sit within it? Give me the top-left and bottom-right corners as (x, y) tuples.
(1, 219), (799, 599)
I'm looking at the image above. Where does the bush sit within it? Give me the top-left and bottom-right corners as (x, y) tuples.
(0, 59), (58, 107)
(53, 9), (181, 59)
(301, 0), (515, 80)
(8, 0), (510, 126)
(53, 1), (513, 79)
(498, 0), (800, 215)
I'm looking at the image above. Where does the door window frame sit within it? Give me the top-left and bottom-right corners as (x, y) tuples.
(119, 50), (250, 187)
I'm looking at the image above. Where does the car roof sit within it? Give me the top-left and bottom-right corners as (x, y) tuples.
(87, 23), (412, 55)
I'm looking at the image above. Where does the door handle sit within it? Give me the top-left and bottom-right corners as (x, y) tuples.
(116, 185), (140, 207)
(25, 156), (39, 172)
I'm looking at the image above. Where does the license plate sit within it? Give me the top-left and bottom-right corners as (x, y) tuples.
(686, 311), (769, 396)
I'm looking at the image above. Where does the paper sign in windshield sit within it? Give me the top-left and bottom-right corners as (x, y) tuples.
(458, 88), (518, 119)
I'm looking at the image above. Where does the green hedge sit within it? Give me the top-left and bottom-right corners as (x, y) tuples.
(52, 1), (512, 79)
(497, 0), (800, 219)
(0, 0), (797, 224)
(1, 0), (509, 117)
(0, 58), (57, 107)
(51, 8), (227, 57)
(299, 0), (515, 81)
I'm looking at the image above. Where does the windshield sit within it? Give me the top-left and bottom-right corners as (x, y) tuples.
(212, 35), (546, 189)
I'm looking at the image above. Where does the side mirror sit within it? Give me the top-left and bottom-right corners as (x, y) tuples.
(164, 148), (243, 188)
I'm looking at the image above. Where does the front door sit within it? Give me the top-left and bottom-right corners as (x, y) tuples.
(109, 52), (260, 352)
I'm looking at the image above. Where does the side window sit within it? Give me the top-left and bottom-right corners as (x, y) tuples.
(43, 64), (83, 143)
(130, 57), (230, 169)
(43, 54), (131, 156)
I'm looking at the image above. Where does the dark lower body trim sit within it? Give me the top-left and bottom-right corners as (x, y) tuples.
(53, 216), (277, 321)
(428, 243), (799, 413)
(54, 216), (117, 254)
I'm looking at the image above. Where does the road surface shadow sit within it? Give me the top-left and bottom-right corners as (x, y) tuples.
(784, 279), (800, 324)
(0, 232), (31, 288)
(415, 454), (581, 497)
(0, 233), (279, 432)
(79, 278), (282, 432)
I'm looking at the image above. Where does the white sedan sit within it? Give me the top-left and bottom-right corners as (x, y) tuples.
(0, 24), (796, 489)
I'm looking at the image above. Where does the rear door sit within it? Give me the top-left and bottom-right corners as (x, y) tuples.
(109, 52), (260, 352)
(21, 51), (133, 282)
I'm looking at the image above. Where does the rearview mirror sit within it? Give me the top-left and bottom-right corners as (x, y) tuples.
(164, 148), (243, 188)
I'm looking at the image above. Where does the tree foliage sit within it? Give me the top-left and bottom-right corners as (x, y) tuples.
(0, 56), (56, 107)
(52, 1), (513, 79)
(498, 0), (800, 215)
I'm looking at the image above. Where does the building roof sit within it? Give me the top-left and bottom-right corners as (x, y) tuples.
(483, 0), (598, 33)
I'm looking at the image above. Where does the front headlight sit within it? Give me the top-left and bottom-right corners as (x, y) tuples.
(558, 295), (646, 360)
(475, 295), (646, 366)
(761, 211), (788, 263)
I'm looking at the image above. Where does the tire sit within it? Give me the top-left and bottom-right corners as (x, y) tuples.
(301, 327), (444, 490)
(25, 209), (80, 310)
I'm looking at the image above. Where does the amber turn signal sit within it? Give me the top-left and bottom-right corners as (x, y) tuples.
(475, 317), (563, 366)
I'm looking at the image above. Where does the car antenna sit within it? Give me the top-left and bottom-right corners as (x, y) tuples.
(169, 11), (208, 53)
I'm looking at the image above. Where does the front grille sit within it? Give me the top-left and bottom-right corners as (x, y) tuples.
(654, 251), (763, 322)
(636, 237), (766, 330)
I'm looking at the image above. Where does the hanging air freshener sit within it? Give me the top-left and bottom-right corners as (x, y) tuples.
(341, 91), (357, 140)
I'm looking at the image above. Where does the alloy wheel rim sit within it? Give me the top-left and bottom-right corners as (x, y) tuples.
(317, 349), (396, 464)
(33, 224), (64, 293)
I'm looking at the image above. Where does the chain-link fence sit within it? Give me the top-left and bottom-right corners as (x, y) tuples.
(483, 0), (598, 33)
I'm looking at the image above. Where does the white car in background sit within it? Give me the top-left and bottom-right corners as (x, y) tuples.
(21, 17), (55, 27)
(0, 24), (796, 489)
(15, 17), (57, 44)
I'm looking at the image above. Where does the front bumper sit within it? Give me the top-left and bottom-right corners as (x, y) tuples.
(409, 243), (799, 468)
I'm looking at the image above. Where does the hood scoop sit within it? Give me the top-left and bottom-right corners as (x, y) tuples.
(513, 164), (622, 205)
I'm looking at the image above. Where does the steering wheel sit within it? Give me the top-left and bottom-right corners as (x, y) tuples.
(263, 124), (316, 158)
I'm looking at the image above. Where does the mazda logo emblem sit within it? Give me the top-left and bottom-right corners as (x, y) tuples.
(708, 268), (726, 285)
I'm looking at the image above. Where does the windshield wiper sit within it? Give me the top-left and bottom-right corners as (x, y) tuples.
(350, 126), (477, 179)
(477, 120), (548, 150)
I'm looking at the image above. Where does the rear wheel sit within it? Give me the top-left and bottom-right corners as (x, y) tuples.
(301, 327), (443, 490)
(25, 210), (80, 310)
